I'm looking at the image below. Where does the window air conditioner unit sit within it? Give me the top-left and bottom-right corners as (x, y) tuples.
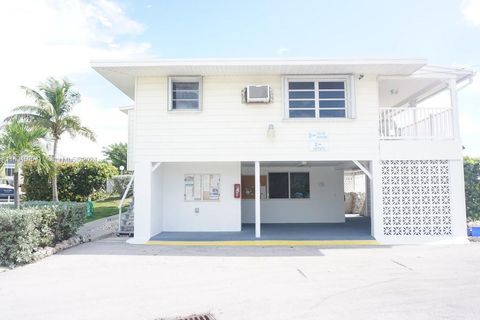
(245, 85), (271, 103)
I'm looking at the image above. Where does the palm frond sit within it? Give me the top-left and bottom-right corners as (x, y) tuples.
(0, 119), (50, 175)
(4, 113), (43, 124)
(20, 86), (49, 108)
(63, 116), (96, 141)
(9, 77), (94, 149)
(26, 145), (53, 174)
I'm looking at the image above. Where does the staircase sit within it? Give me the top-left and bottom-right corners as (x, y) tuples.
(118, 200), (134, 236)
(117, 174), (135, 236)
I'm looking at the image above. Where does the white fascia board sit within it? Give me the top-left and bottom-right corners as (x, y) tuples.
(91, 57), (428, 68)
(379, 65), (476, 80)
(119, 105), (134, 114)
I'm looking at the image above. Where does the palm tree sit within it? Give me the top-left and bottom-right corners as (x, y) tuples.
(0, 119), (52, 208)
(6, 77), (96, 201)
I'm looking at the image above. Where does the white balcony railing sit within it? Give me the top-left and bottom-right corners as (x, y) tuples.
(379, 107), (454, 139)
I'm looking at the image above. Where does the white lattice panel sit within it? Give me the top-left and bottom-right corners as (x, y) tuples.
(381, 160), (452, 236)
(344, 175), (354, 192)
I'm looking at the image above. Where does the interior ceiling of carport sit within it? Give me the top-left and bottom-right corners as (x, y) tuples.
(378, 66), (474, 107)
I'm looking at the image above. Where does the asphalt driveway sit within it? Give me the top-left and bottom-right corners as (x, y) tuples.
(1, 238), (480, 320)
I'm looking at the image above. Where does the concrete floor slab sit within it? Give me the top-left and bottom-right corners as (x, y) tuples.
(0, 238), (480, 320)
(151, 216), (372, 241)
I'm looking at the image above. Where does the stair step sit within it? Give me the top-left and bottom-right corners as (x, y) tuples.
(118, 202), (134, 234)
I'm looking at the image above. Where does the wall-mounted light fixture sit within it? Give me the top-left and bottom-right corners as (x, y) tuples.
(267, 124), (275, 138)
(390, 89), (399, 95)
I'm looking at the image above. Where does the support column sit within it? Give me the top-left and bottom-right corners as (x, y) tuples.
(449, 159), (468, 240)
(370, 159), (383, 241)
(255, 161), (261, 238)
(449, 79), (461, 139)
(128, 161), (152, 244)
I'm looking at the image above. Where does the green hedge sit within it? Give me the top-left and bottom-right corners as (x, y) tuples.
(0, 208), (42, 266)
(0, 201), (86, 267)
(22, 202), (86, 242)
(23, 160), (117, 202)
(465, 157), (480, 221)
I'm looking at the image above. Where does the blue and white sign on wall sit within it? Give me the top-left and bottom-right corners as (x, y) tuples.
(309, 130), (329, 152)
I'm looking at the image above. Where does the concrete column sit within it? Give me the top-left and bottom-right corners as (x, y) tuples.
(128, 161), (153, 244)
(449, 159), (468, 241)
(255, 161), (261, 238)
(449, 79), (461, 139)
(370, 159), (383, 241)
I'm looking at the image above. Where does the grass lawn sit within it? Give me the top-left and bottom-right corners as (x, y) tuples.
(85, 196), (132, 223)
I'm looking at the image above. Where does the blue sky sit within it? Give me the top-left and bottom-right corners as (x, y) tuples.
(1, 0), (479, 157)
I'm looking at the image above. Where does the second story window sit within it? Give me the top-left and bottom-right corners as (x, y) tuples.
(168, 76), (202, 111)
(285, 76), (353, 119)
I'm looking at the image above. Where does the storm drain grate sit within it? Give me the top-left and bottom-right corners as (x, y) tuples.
(158, 314), (215, 320)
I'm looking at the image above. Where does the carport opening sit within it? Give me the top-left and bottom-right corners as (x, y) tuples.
(240, 161), (373, 240)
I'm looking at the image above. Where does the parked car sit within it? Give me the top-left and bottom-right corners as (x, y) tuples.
(0, 184), (14, 201)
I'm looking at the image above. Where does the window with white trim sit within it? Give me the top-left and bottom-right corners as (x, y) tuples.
(168, 76), (202, 110)
(285, 77), (352, 118)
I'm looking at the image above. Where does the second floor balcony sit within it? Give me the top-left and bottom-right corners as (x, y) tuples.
(379, 107), (454, 140)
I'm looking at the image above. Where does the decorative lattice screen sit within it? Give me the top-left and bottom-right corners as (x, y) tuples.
(381, 160), (452, 236)
(344, 175), (354, 192)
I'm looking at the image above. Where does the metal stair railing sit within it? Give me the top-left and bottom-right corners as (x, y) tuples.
(117, 174), (135, 235)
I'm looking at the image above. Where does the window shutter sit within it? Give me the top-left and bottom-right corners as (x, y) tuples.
(347, 75), (357, 119)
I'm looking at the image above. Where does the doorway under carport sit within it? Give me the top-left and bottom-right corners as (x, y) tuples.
(239, 160), (373, 241)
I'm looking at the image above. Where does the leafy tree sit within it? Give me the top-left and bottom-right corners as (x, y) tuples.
(103, 142), (127, 171)
(0, 119), (52, 208)
(5, 77), (96, 201)
(464, 156), (480, 221)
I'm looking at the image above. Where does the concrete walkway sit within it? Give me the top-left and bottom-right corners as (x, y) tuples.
(77, 214), (119, 240)
(0, 238), (480, 320)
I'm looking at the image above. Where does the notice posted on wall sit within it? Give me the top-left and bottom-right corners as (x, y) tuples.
(309, 130), (329, 152)
(185, 174), (221, 201)
(184, 175), (195, 201)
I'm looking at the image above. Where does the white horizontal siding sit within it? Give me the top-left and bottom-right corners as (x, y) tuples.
(134, 75), (380, 162)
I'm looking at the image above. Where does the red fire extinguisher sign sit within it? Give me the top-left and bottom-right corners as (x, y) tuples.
(234, 184), (241, 198)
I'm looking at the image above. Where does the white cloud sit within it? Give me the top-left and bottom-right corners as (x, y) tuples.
(276, 47), (289, 56)
(463, 0), (480, 26)
(0, 0), (151, 158)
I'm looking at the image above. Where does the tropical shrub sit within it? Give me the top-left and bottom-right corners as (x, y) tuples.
(22, 202), (86, 242)
(0, 208), (41, 267)
(23, 160), (117, 202)
(0, 201), (86, 266)
(464, 156), (480, 221)
(111, 174), (133, 197)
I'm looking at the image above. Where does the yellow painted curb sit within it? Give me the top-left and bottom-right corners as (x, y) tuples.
(145, 240), (379, 246)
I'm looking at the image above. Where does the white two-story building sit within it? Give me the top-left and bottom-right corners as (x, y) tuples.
(93, 58), (474, 245)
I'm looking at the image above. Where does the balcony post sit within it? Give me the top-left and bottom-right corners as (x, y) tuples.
(410, 100), (418, 137)
(255, 161), (261, 238)
(449, 79), (460, 139)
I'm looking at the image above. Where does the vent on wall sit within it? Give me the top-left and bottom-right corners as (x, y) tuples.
(243, 85), (271, 103)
